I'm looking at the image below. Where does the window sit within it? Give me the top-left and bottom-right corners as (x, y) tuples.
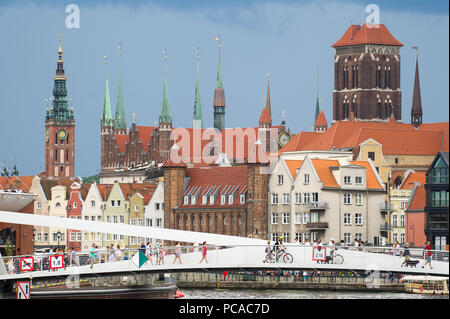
(355, 176), (363, 184)
(135, 205), (139, 212)
(400, 233), (405, 243)
(113, 216), (118, 223)
(400, 201), (407, 210)
(202, 196), (207, 205)
(70, 232), (76, 242)
(120, 215), (124, 223)
(295, 233), (302, 242)
(191, 196), (196, 205)
(91, 216), (95, 221)
(111, 200), (115, 207)
(221, 195), (226, 205)
(304, 174), (310, 184)
(130, 237), (135, 245)
(355, 213), (363, 225)
(43, 233), (48, 242)
(117, 200), (121, 206)
(146, 218), (151, 227)
(344, 213), (352, 225)
(138, 218), (143, 226)
(282, 193), (290, 204)
(311, 192), (319, 203)
(91, 200), (95, 207)
(271, 233), (279, 242)
(344, 233), (351, 244)
(156, 218), (163, 227)
(344, 193), (352, 205)
(37, 233), (42, 242)
(282, 233), (290, 243)
(392, 214), (398, 227)
(310, 212), (318, 223)
(355, 233), (363, 242)
(184, 196), (189, 205)
(37, 202), (42, 209)
(271, 193), (279, 204)
(344, 176), (351, 184)
(295, 212), (302, 224)
(400, 215), (405, 227)
(295, 193), (301, 204)
(303, 212), (310, 224)
(278, 175), (284, 185)
(282, 213), (290, 224)
(228, 195), (234, 204)
(240, 194), (245, 204)
(130, 218), (136, 226)
(393, 232), (398, 243)
(368, 152), (375, 161)
(302, 233), (309, 243)
(209, 196), (215, 204)
(106, 216), (111, 223)
(271, 213), (278, 224)
(303, 193), (310, 204)
(355, 194), (363, 205)
(155, 203), (160, 210)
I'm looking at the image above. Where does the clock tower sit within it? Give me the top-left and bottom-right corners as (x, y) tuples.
(44, 33), (75, 179)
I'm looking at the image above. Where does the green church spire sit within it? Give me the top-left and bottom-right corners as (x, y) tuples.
(101, 56), (113, 126)
(114, 43), (127, 130)
(192, 48), (203, 129)
(159, 49), (172, 125)
(213, 36), (225, 131)
(315, 68), (320, 122)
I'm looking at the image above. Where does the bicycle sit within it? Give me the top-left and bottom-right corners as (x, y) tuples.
(276, 248), (293, 263)
(326, 249), (344, 264)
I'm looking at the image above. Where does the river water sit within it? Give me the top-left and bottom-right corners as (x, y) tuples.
(182, 288), (447, 299)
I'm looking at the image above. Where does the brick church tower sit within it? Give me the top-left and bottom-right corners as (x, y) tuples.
(45, 33), (75, 179)
(332, 24), (403, 122)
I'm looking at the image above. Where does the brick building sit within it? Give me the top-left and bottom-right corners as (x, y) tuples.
(163, 142), (270, 240)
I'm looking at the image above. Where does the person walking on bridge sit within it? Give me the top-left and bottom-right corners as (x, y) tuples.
(89, 243), (96, 269)
(173, 242), (182, 264)
(400, 243), (411, 267)
(422, 241), (433, 269)
(199, 241), (208, 264)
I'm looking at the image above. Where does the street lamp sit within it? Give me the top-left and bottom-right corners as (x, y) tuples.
(57, 231), (61, 250)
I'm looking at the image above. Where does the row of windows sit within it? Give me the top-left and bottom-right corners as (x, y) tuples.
(271, 232), (364, 244)
(271, 192), (319, 205)
(277, 174), (310, 185)
(343, 213), (364, 226)
(271, 212), (321, 225)
(341, 65), (392, 90)
(343, 176), (363, 184)
(183, 194), (246, 206)
(392, 214), (405, 227)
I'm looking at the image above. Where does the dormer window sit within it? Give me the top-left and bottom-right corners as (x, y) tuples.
(228, 195), (234, 204)
(221, 195), (226, 205)
(202, 196), (207, 205)
(355, 176), (363, 184)
(73, 202), (77, 209)
(184, 196), (189, 205)
(240, 194), (245, 204)
(209, 196), (215, 205)
(191, 196), (196, 205)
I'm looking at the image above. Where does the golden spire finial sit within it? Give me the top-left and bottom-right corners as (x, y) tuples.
(133, 112), (136, 123)
(215, 35), (222, 59)
(163, 48), (167, 61)
(413, 46), (419, 56)
(282, 110), (286, 121)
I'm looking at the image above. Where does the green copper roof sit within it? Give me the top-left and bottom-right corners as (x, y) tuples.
(114, 53), (127, 129)
(159, 68), (172, 124)
(101, 60), (113, 126)
(216, 57), (223, 89)
(193, 60), (203, 129)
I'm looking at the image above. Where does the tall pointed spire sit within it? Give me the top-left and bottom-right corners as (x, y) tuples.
(192, 48), (204, 129)
(315, 68), (320, 123)
(213, 35), (225, 131)
(265, 71), (272, 118)
(114, 43), (127, 130)
(411, 48), (422, 128)
(101, 56), (113, 126)
(159, 49), (172, 125)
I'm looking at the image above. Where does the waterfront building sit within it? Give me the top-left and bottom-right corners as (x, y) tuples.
(143, 180), (165, 244)
(389, 171), (426, 246)
(405, 185), (427, 248)
(0, 176), (35, 256)
(162, 142), (270, 240)
(66, 182), (87, 251)
(81, 182), (107, 251)
(44, 33), (75, 180)
(268, 155), (385, 245)
(424, 152), (449, 250)
(29, 176), (53, 251)
(48, 185), (69, 250)
(102, 181), (130, 248)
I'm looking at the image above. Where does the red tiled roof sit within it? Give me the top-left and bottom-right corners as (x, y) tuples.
(315, 111), (327, 127)
(407, 185), (425, 211)
(0, 176), (34, 193)
(179, 166), (248, 209)
(97, 184), (113, 201)
(259, 108), (272, 123)
(284, 160), (303, 179)
(115, 135), (129, 153)
(280, 121), (449, 156)
(311, 159), (340, 188)
(332, 24), (403, 48)
(136, 126), (155, 151)
(349, 160), (384, 190)
(400, 171), (426, 190)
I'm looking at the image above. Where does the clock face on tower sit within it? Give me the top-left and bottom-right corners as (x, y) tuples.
(278, 131), (291, 148)
(58, 129), (67, 141)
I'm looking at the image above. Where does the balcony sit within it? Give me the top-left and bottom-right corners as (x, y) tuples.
(380, 223), (392, 232)
(379, 202), (393, 213)
(306, 222), (329, 230)
(306, 202), (329, 210)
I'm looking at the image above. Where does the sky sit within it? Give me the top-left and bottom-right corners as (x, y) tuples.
(0, 0), (448, 178)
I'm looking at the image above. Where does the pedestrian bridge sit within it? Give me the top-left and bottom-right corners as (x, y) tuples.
(0, 211), (448, 282)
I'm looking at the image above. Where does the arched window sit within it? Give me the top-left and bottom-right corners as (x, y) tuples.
(376, 65), (381, 88)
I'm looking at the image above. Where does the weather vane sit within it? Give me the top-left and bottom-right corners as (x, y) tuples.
(195, 47), (200, 61)
(266, 71), (270, 81)
(215, 35), (222, 59)
(118, 42), (124, 55)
